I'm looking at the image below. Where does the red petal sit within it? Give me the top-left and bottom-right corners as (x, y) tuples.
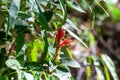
(59, 38), (74, 47)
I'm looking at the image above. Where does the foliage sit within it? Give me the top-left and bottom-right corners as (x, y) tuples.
(0, 0), (119, 80)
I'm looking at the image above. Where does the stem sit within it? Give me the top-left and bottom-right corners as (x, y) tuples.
(54, 46), (60, 62)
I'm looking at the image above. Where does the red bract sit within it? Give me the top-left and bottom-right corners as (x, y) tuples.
(59, 38), (74, 47)
(55, 28), (73, 48)
(56, 28), (65, 43)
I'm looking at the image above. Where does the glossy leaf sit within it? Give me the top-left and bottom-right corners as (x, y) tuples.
(101, 54), (119, 80)
(7, 0), (21, 32)
(91, 56), (105, 80)
(23, 72), (33, 80)
(61, 58), (80, 68)
(54, 68), (72, 80)
(66, 18), (79, 31)
(66, 29), (88, 48)
(6, 59), (22, 70)
(66, 1), (86, 13)
(101, 55), (110, 80)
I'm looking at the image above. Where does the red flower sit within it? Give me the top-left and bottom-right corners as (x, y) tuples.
(56, 28), (73, 48)
(56, 28), (66, 43)
(54, 28), (74, 61)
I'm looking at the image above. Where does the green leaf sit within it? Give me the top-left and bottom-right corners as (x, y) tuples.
(66, 1), (86, 13)
(66, 48), (73, 59)
(84, 57), (92, 80)
(54, 68), (72, 80)
(18, 11), (31, 18)
(15, 19), (29, 33)
(59, 0), (67, 25)
(44, 73), (58, 80)
(101, 54), (119, 80)
(40, 30), (49, 62)
(23, 72), (33, 80)
(101, 55), (110, 80)
(57, 65), (70, 72)
(26, 39), (41, 62)
(35, 0), (51, 31)
(0, 48), (7, 68)
(94, 0), (110, 17)
(91, 56), (105, 80)
(43, 11), (53, 22)
(66, 18), (79, 31)
(18, 70), (22, 80)
(66, 29), (88, 48)
(16, 33), (24, 54)
(34, 73), (40, 80)
(70, 76), (74, 80)
(61, 58), (80, 68)
(0, 76), (9, 80)
(91, 12), (95, 29)
(6, 59), (22, 70)
(7, 0), (21, 32)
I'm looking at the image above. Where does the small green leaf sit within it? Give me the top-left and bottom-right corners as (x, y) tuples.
(61, 58), (80, 68)
(66, 48), (73, 59)
(92, 12), (95, 29)
(6, 59), (21, 70)
(66, 29), (88, 48)
(66, 1), (86, 13)
(7, 0), (21, 32)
